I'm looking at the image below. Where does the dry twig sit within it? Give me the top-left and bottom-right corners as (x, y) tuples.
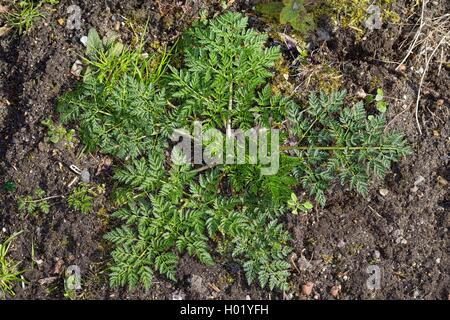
(396, 0), (449, 135)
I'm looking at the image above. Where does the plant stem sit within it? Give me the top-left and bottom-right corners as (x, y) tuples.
(280, 145), (398, 151)
(26, 195), (63, 203)
(189, 164), (216, 174)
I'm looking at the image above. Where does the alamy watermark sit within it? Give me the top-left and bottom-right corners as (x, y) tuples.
(364, 5), (383, 31)
(366, 265), (382, 290)
(171, 122), (280, 176)
(65, 265), (82, 291)
(66, 5), (82, 30)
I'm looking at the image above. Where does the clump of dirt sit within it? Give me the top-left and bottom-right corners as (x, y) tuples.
(0, 0), (448, 300)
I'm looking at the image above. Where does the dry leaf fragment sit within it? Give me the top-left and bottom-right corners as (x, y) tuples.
(0, 5), (9, 14)
(0, 26), (12, 37)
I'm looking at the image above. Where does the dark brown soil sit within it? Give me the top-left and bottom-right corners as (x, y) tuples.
(0, 0), (448, 300)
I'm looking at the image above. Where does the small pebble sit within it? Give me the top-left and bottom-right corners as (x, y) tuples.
(373, 250), (381, 260)
(38, 141), (46, 152)
(283, 292), (293, 300)
(393, 229), (403, 237)
(414, 175), (425, 186)
(301, 282), (314, 296)
(172, 290), (185, 300)
(437, 176), (448, 187)
(316, 28), (331, 41)
(190, 274), (208, 295)
(398, 64), (407, 72)
(80, 169), (90, 183)
(330, 285), (340, 298)
(80, 36), (88, 47)
(38, 277), (59, 285)
(70, 60), (83, 77)
(53, 259), (64, 275)
(356, 88), (367, 99)
(379, 188), (389, 197)
(298, 256), (312, 271)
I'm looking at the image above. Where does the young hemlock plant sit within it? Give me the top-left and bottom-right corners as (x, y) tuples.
(0, 231), (25, 299)
(67, 183), (97, 214)
(284, 91), (410, 206)
(18, 188), (50, 216)
(58, 28), (171, 159)
(57, 12), (409, 292)
(41, 118), (74, 145)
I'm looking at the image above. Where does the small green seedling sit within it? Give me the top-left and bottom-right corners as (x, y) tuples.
(2, 1), (61, 35)
(280, 0), (315, 32)
(255, 2), (284, 22)
(83, 28), (168, 88)
(18, 188), (50, 216)
(2, 181), (16, 192)
(42, 0), (60, 5)
(374, 88), (387, 113)
(68, 183), (96, 214)
(3, 1), (43, 35)
(256, 0), (315, 33)
(287, 193), (313, 215)
(41, 118), (74, 145)
(366, 88), (387, 113)
(0, 231), (25, 299)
